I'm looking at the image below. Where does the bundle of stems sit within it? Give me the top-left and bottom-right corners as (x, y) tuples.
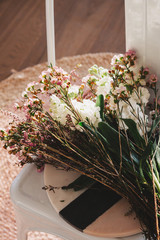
(38, 106), (160, 240)
(1, 51), (160, 239)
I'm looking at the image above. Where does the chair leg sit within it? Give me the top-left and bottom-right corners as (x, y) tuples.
(14, 209), (28, 240)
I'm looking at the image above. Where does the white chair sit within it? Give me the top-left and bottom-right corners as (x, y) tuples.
(10, 164), (144, 240)
(10, 0), (160, 239)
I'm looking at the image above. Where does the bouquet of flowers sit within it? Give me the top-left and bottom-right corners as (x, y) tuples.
(1, 50), (160, 239)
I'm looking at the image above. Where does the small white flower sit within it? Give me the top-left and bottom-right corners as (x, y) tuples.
(22, 91), (27, 97)
(98, 67), (108, 78)
(125, 74), (134, 85)
(50, 95), (101, 130)
(138, 87), (150, 104)
(108, 96), (117, 111)
(71, 99), (101, 130)
(96, 76), (113, 97)
(111, 54), (124, 65)
(47, 68), (53, 74)
(62, 82), (67, 88)
(68, 85), (80, 95)
(130, 64), (141, 76)
(131, 87), (150, 105)
(139, 79), (146, 86)
(88, 65), (99, 75)
(50, 95), (70, 125)
(113, 83), (127, 95)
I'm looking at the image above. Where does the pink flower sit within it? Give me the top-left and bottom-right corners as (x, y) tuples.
(42, 71), (49, 77)
(157, 99), (160, 105)
(6, 127), (11, 134)
(149, 74), (158, 83)
(28, 142), (36, 147)
(14, 103), (20, 109)
(56, 93), (62, 98)
(0, 130), (4, 137)
(50, 77), (57, 84)
(39, 71), (50, 81)
(143, 67), (149, 75)
(28, 98), (34, 107)
(111, 54), (124, 65)
(37, 166), (44, 173)
(23, 132), (28, 140)
(9, 145), (15, 149)
(114, 84), (126, 95)
(47, 68), (53, 74)
(41, 136), (44, 142)
(57, 80), (62, 85)
(27, 81), (36, 88)
(125, 49), (136, 57)
(54, 66), (67, 75)
(62, 82), (67, 88)
(63, 76), (70, 81)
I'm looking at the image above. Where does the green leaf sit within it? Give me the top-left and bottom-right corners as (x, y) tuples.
(151, 140), (160, 182)
(155, 147), (160, 171)
(96, 94), (104, 120)
(104, 114), (118, 130)
(62, 175), (95, 191)
(130, 151), (140, 165)
(79, 121), (110, 148)
(148, 116), (160, 139)
(122, 118), (145, 149)
(140, 141), (153, 163)
(79, 122), (97, 136)
(139, 141), (153, 181)
(98, 121), (130, 156)
(79, 121), (138, 167)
